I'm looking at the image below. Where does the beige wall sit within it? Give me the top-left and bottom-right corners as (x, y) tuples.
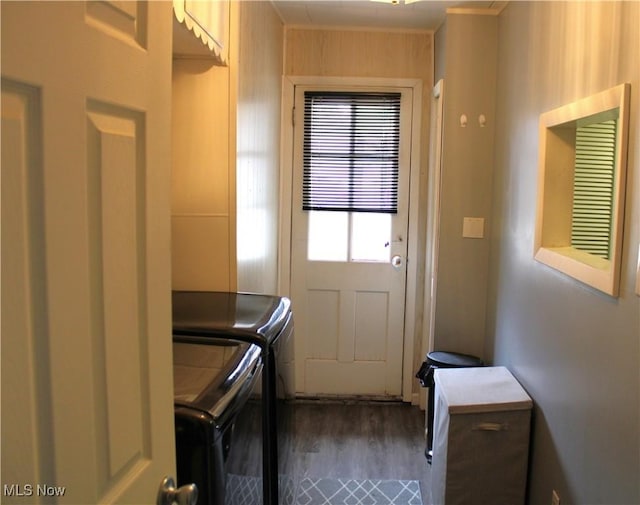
(236, 1), (284, 294)
(170, 0), (238, 292)
(171, 1), (284, 294)
(285, 28), (432, 80)
(171, 56), (235, 291)
(486, 2), (639, 504)
(284, 27), (434, 399)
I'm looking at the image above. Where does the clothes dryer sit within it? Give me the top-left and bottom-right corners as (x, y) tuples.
(173, 291), (294, 505)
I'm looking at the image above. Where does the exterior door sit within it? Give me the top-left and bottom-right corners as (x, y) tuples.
(1, 2), (176, 504)
(291, 85), (413, 397)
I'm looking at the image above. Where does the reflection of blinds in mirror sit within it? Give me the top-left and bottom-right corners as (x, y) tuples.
(303, 92), (400, 214)
(571, 119), (617, 259)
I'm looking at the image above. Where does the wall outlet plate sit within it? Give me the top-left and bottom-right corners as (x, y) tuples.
(462, 217), (484, 239)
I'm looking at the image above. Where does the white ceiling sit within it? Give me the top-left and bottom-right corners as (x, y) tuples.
(270, 0), (503, 32)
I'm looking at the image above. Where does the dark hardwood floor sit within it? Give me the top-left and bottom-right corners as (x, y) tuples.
(281, 400), (433, 504)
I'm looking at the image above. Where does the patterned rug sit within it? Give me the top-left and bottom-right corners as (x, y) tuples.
(295, 478), (423, 505)
(226, 475), (423, 505)
(226, 474), (262, 505)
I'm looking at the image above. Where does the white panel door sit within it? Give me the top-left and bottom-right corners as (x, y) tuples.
(1, 2), (176, 504)
(291, 85), (413, 397)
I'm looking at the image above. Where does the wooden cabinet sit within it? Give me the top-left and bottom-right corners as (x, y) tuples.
(173, 0), (229, 64)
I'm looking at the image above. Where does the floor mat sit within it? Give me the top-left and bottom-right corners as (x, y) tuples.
(225, 474), (262, 505)
(295, 478), (422, 505)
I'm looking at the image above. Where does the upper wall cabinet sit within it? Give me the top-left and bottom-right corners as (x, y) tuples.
(173, 0), (229, 64)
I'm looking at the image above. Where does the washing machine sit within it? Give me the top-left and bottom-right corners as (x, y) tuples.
(173, 336), (264, 505)
(173, 291), (294, 505)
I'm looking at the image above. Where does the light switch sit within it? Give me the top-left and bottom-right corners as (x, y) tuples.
(463, 217), (484, 239)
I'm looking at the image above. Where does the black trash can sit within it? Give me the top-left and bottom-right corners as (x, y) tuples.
(416, 351), (484, 463)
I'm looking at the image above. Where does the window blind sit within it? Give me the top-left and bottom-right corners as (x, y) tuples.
(303, 91), (401, 213)
(571, 119), (617, 259)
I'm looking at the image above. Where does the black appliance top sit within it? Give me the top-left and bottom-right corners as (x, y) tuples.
(173, 337), (262, 423)
(172, 291), (291, 346)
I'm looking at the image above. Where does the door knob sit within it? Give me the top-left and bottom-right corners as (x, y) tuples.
(157, 476), (198, 505)
(391, 255), (404, 269)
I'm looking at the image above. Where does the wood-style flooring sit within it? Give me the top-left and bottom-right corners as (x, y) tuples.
(281, 400), (433, 504)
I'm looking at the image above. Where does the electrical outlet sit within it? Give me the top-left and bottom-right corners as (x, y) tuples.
(551, 490), (561, 505)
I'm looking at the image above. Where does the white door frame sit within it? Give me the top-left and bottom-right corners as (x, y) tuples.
(420, 79), (445, 410)
(278, 75), (422, 402)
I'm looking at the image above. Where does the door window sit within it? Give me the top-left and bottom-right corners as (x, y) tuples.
(303, 91), (400, 263)
(307, 211), (390, 262)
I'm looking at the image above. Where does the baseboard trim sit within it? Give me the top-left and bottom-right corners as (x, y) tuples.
(291, 394), (405, 405)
